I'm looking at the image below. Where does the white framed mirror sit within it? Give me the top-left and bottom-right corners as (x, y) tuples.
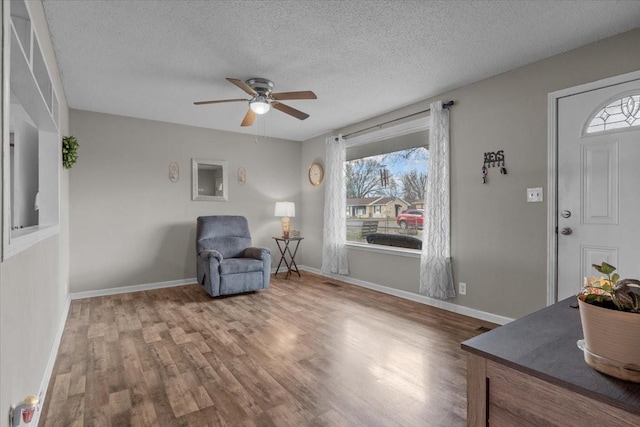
(192, 159), (228, 201)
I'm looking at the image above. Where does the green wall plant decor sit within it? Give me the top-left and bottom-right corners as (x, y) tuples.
(62, 135), (79, 169)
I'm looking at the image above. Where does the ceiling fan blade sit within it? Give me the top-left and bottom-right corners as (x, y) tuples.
(226, 78), (257, 96)
(241, 108), (256, 127)
(272, 102), (310, 120)
(194, 98), (248, 105)
(271, 90), (317, 101)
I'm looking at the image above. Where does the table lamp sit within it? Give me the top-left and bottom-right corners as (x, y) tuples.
(275, 201), (295, 238)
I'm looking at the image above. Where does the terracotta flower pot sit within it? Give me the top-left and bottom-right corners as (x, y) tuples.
(578, 299), (640, 382)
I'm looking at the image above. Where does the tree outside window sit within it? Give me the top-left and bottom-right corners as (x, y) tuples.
(345, 146), (428, 246)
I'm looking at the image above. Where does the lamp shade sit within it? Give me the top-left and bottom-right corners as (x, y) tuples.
(250, 97), (271, 115)
(274, 201), (295, 217)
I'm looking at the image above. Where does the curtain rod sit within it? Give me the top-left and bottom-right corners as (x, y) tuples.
(342, 100), (454, 139)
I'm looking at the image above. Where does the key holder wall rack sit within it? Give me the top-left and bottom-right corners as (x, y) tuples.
(482, 150), (507, 184)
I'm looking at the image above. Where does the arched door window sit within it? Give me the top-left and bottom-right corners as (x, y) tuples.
(586, 93), (640, 133)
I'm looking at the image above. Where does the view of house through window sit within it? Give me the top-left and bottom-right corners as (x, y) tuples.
(345, 128), (428, 250)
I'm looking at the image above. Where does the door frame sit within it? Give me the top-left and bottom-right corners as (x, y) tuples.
(546, 69), (640, 306)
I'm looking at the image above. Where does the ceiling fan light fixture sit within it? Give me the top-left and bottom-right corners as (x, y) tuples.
(250, 97), (271, 114)
(194, 77), (316, 125)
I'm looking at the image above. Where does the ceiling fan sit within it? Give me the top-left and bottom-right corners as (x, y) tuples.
(194, 77), (317, 127)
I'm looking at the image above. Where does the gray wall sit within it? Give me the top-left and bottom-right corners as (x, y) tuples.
(300, 28), (640, 320)
(69, 110), (301, 292)
(0, 1), (70, 425)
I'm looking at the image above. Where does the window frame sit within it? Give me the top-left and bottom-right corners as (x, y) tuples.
(584, 91), (640, 135)
(344, 116), (430, 256)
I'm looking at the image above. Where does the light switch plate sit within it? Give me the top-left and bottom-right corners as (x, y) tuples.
(527, 187), (543, 203)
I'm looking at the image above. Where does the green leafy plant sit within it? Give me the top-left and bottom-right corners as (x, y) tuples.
(579, 262), (640, 313)
(62, 135), (79, 169)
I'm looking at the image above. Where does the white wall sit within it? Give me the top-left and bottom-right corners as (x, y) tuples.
(300, 28), (640, 320)
(0, 1), (70, 425)
(69, 110), (302, 292)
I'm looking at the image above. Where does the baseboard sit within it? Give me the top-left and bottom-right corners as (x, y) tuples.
(68, 271), (514, 325)
(299, 265), (514, 325)
(70, 278), (197, 300)
(33, 294), (71, 426)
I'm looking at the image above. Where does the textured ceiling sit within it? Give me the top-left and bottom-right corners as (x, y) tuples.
(42, 1), (640, 141)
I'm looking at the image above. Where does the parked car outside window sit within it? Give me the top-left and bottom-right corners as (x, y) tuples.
(396, 209), (424, 228)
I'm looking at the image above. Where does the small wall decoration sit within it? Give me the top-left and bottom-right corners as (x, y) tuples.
(62, 135), (79, 169)
(481, 150), (507, 184)
(308, 162), (324, 186)
(237, 167), (246, 185)
(169, 162), (179, 182)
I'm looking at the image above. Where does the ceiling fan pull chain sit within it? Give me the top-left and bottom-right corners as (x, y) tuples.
(255, 116), (259, 143)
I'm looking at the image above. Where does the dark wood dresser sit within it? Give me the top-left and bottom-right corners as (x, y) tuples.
(462, 298), (640, 426)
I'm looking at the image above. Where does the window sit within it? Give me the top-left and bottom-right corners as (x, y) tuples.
(586, 94), (640, 133)
(353, 206), (366, 217)
(344, 119), (429, 250)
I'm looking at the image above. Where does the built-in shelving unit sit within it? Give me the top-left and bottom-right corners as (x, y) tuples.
(9, 0), (30, 53)
(3, 0), (60, 259)
(8, 1), (59, 132)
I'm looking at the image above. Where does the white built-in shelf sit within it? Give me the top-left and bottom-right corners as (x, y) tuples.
(9, 11), (58, 132)
(9, 0), (30, 52)
(3, 0), (60, 259)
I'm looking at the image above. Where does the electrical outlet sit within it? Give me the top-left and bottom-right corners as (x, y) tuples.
(459, 282), (467, 295)
(527, 187), (543, 202)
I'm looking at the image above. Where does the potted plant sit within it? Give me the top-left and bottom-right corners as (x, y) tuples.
(578, 262), (640, 382)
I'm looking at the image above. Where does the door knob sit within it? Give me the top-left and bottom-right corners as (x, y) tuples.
(561, 227), (573, 235)
(561, 210), (571, 218)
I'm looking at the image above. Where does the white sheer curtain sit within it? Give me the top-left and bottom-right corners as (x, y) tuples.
(420, 101), (455, 298)
(321, 135), (349, 275)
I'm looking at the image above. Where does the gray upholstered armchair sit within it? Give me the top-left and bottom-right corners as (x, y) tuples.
(196, 215), (271, 297)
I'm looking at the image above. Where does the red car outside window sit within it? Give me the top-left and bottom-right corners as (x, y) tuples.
(396, 209), (424, 228)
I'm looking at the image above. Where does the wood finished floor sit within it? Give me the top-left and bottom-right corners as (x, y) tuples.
(39, 273), (496, 427)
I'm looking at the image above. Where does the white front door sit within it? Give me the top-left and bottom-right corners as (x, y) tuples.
(557, 79), (640, 301)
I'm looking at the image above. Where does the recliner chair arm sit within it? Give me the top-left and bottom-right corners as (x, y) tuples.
(244, 247), (270, 260)
(197, 249), (223, 297)
(200, 249), (223, 263)
(244, 247), (271, 289)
